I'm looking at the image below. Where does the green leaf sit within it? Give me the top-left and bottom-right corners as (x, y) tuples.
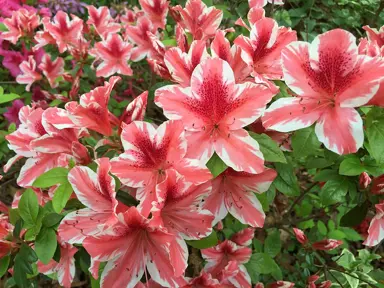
(187, 231), (218, 249)
(366, 107), (384, 164)
(19, 189), (39, 228)
(33, 167), (69, 188)
(0, 23), (7, 32)
(245, 253), (279, 274)
(339, 155), (364, 176)
(0, 255), (10, 278)
(42, 213), (64, 227)
(52, 180), (73, 213)
(249, 132), (287, 163)
(264, 230), (281, 258)
(340, 201), (369, 227)
(0, 93), (20, 104)
(320, 179), (349, 206)
(14, 244), (38, 288)
(291, 126), (321, 157)
(35, 227), (57, 264)
(344, 273), (359, 288)
(340, 227), (363, 241)
(336, 249), (356, 269)
(328, 230), (346, 240)
(273, 163), (300, 196)
(314, 169), (341, 182)
(317, 221), (327, 235)
(206, 153), (228, 177)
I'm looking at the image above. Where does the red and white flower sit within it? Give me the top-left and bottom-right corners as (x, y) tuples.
(234, 17), (297, 86)
(211, 30), (252, 83)
(0, 8), (40, 44)
(364, 201), (384, 246)
(120, 90), (148, 127)
(83, 207), (187, 288)
(151, 169), (214, 239)
(111, 120), (211, 216)
(171, 0), (223, 40)
(16, 56), (42, 91)
(124, 16), (158, 61)
(45, 11), (84, 53)
(58, 158), (121, 244)
(38, 54), (65, 88)
(203, 168), (276, 227)
(164, 40), (208, 87)
(201, 237), (252, 287)
(139, 0), (169, 30)
(262, 29), (384, 155)
(156, 58), (275, 173)
(90, 34), (133, 77)
(87, 6), (120, 39)
(249, 0), (284, 8)
(65, 76), (120, 136)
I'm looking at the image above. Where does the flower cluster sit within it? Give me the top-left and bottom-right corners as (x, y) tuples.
(0, 0), (384, 287)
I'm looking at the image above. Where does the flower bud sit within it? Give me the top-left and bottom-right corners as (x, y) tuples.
(293, 228), (308, 245)
(312, 239), (342, 251)
(268, 281), (295, 288)
(359, 172), (371, 189)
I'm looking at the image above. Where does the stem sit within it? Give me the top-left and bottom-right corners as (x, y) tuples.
(284, 182), (317, 216)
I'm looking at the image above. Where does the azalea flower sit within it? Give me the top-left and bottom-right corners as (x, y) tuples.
(37, 237), (78, 288)
(234, 17), (297, 88)
(371, 175), (384, 194)
(139, 0), (169, 30)
(201, 230), (253, 287)
(0, 8), (40, 44)
(64, 76), (120, 136)
(184, 271), (221, 288)
(249, 0), (284, 8)
(124, 15), (157, 61)
(363, 25), (384, 47)
(171, 0), (223, 40)
(230, 227), (255, 246)
(83, 207), (187, 287)
(163, 40), (208, 87)
(38, 54), (65, 88)
(87, 6), (120, 39)
(111, 120), (211, 216)
(156, 58), (275, 173)
(45, 11), (83, 53)
(4, 99), (24, 127)
(359, 26), (384, 107)
(151, 170), (214, 275)
(364, 201), (384, 246)
(89, 34), (133, 77)
(262, 29), (384, 155)
(211, 30), (252, 83)
(16, 56), (42, 91)
(203, 168), (276, 227)
(58, 158), (123, 244)
(120, 90), (148, 127)
(6, 106), (89, 187)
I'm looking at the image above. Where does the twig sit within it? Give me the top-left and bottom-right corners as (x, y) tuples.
(284, 182), (318, 215)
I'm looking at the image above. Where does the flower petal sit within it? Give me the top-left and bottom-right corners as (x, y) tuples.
(315, 106), (363, 155)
